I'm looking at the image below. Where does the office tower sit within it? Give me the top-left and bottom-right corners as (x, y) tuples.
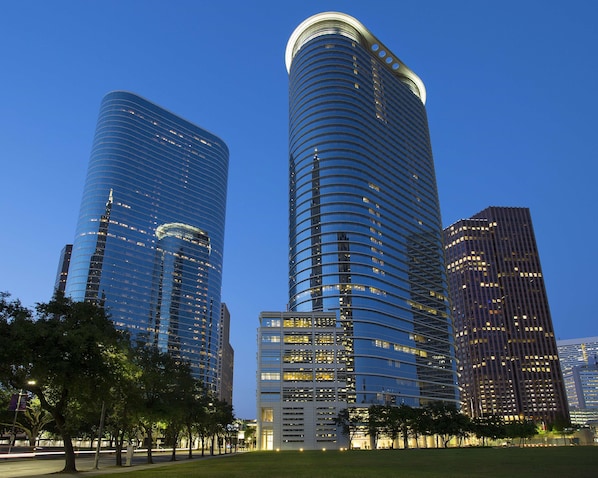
(257, 311), (348, 450)
(444, 206), (569, 424)
(286, 12), (458, 408)
(557, 337), (598, 425)
(65, 91), (229, 393)
(54, 244), (72, 294)
(218, 303), (234, 405)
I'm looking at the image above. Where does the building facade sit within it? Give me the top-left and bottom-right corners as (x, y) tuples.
(444, 206), (569, 424)
(65, 91), (229, 393)
(218, 303), (234, 405)
(557, 337), (598, 425)
(54, 244), (72, 294)
(285, 12), (458, 409)
(257, 311), (349, 450)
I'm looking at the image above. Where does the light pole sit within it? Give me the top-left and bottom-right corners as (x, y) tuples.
(7, 380), (36, 454)
(93, 401), (106, 469)
(7, 390), (27, 454)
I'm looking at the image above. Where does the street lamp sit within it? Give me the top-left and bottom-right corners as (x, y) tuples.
(7, 381), (35, 454)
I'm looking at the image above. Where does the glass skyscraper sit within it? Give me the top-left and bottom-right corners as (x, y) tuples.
(66, 91), (229, 392)
(557, 337), (598, 425)
(286, 12), (458, 408)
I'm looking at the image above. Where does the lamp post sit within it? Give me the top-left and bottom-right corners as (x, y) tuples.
(7, 380), (36, 454)
(7, 390), (27, 454)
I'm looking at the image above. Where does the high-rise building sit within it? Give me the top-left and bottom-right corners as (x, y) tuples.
(65, 91), (229, 393)
(444, 206), (569, 424)
(257, 311), (349, 450)
(54, 244), (72, 294)
(285, 12), (458, 408)
(218, 303), (234, 405)
(557, 337), (598, 425)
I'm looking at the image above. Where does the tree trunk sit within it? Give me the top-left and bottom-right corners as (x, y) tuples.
(146, 429), (153, 464)
(62, 433), (77, 473)
(170, 431), (178, 461)
(115, 429), (124, 467)
(188, 430), (193, 459)
(53, 410), (77, 473)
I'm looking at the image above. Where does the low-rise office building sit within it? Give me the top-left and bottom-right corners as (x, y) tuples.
(257, 311), (349, 450)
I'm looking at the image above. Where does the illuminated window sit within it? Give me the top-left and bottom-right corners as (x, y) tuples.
(263, 318), (281, 327)
(262, 333), (281, 343)
(283, 371), (313, 381)
(262, 408), (274, 422)
(284, 334), (311, 344)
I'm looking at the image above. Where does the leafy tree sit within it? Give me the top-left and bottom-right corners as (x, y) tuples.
(424, 401), (470, 448)
(394, 404), (415, 449)
(471, 415), (506, 446)
(505, 420), (538, 447)
(411, 406), (433, 448)
(101, 343), (143, 466)
(335, 407), (365, 449)
(367, 405), (386, 449)
(162, 361), (196, 461)
(242, 422), (256, 450)
(132, 345), (185, 464)
(0, 293), (128, 473)
(180, 378), (207, 459)
(207, 398), (234, 455)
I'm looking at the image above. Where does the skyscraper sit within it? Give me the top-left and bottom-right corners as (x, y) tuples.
(444, 206), (569, 424)
(65, 91), (229, 393)
(286, 12), (458, 408)
(54, 244), (72, 294)
(218, 303), (234, 405)
(557, 337), (598, 425)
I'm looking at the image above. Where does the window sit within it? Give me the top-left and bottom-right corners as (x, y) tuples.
(262, 333), (281, 343)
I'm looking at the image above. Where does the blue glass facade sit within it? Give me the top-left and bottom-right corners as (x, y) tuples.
(66, 91), (228, 391)
(286, 13), (458, 407)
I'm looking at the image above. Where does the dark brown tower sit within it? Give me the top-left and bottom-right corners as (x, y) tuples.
(444, 207), (569, 424)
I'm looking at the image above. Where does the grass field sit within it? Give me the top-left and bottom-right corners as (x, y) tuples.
(93, 447), (598, 478)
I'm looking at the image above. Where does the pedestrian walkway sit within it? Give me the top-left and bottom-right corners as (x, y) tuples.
(0, 449), (239, 478)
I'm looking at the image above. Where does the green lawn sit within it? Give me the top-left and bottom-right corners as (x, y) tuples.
(93, 447), (598, 478)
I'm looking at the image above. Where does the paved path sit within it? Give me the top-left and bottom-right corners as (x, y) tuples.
(0, 449), (239, 477)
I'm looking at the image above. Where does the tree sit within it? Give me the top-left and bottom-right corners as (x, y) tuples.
(424, 401), (470, 448)
(471, 415), (506, 447)
(411, 406), (433, 448)
(505, 420), (538, 447)
(0, 293), (128, 473)
(101, 343), (143, 466)
(335, 408), (364, 449)
(242, 423), (256, 450)
(132, 345), (186, 464)
(180, 378), (207, 459)
(396, 404), (415, 449)
(162, 362), (197, 461)
(367, 405), (386, 449)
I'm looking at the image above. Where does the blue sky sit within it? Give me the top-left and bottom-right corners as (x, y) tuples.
(1, 1), (597, 419)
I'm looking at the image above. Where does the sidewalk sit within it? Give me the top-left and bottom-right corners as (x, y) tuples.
(0, 449), (240, 478)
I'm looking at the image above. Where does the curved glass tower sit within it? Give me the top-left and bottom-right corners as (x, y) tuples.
(286, 13), (458, 407)
(66, 91), (228, 391)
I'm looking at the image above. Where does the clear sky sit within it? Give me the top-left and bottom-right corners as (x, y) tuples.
(1, 1), (597, 419)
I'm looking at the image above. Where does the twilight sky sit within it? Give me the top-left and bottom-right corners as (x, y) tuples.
(1, 0), (597, 419)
